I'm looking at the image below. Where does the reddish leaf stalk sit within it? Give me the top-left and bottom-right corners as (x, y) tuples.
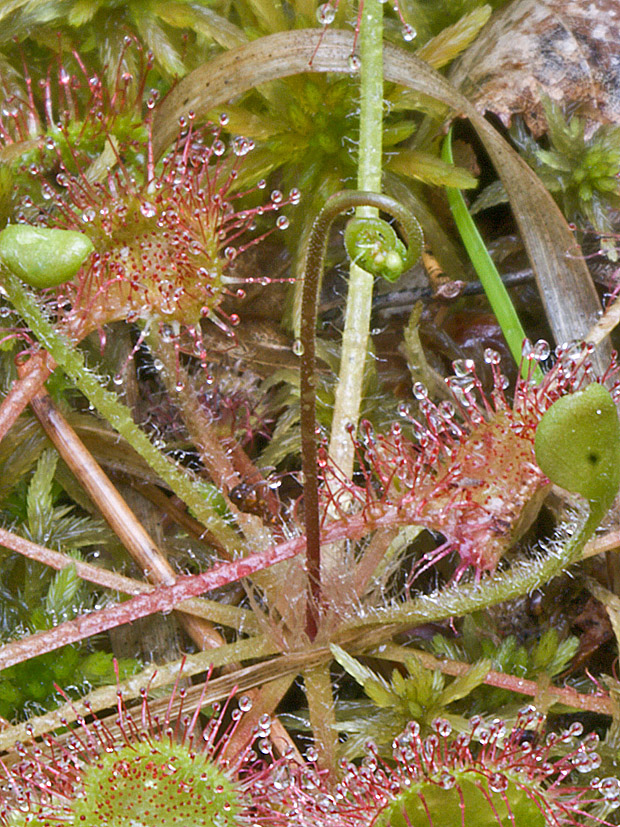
(0, 534), (304, 671)
(379, 644), (615, 716)
(0, 525), (239, 625)
(0, 351), (54, 444)
(145, 336), (242, 494)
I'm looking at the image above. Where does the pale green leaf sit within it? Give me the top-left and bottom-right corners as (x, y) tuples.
(44, 562), (82, 618)
(437, 659), (491, 706)
(26, 448), (57, 539)
(416, 6), (492, 70)
(154, 0), (247, 50)
(387, 148), (478, 188)
(68, 0), (99, 26)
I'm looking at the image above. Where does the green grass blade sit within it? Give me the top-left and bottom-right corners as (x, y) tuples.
(442, 128), (543, 382)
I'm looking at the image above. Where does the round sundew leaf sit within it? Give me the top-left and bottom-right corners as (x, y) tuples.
(71, 740), (243, 827)
(373, 774), (545, 827)
(534, 382), (620, 514)
(0, 224), (94, 288)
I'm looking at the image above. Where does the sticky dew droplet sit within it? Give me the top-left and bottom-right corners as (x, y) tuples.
(316, 2), (336, 24)
(140, 201), (156, 218)
(533, 339), (550, 361)
(484, 348), (500, 365)
(232, 136), (254, 157)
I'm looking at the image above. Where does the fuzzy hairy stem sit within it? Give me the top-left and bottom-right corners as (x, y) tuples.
(304, 662), (339, 775)
(0, 267), (239, 550)
(0, 350), (54, 443)
(0, 525), (255, 629)
(1, 596), (613, 759)
(0, 532), (304, 671)
(0, 635), (280, 753)
(343, 510), (598, 630)
(146, 331), (278, 556)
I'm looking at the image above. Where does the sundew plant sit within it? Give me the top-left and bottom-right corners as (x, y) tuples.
(0, 1), (620, 824)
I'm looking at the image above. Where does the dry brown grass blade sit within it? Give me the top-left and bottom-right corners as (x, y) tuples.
(29, 390), (224, 650)
(153, 29), (609, 372)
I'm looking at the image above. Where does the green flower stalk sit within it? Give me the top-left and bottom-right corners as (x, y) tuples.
(326, 0), (387, 488)
(300, 189), (422, 611)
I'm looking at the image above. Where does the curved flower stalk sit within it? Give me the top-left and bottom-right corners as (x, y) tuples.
(0, 670), (288, 827)
(319, 340), (619, 580)
(152, 28), (606, 374)
(299, 189), (422, 616)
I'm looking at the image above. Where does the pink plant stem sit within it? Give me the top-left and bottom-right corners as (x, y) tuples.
(353, 527), (398, 598)
(150, 338), (241, 493)
(380, 644), (614, 716)
(0, 525), (227, 623)
(0, 534), (304, 671)
(150, 336), (279, 552)
(0, 351), (54, 444)
(29, 390), (223, 649)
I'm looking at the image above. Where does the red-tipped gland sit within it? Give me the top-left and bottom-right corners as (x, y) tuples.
(322, 341), (619, 579)
(0, 46), (297, 351)
(326, 711), (619, 827)
(0, 672), (286, 827)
